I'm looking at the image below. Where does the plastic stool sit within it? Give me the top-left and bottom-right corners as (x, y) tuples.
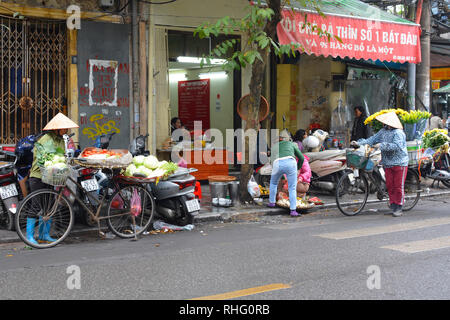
(194, 181), (202, 200)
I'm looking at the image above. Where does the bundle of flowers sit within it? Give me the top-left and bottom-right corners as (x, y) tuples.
(364, 108), (409, 132)
(422, 129), (450, 150)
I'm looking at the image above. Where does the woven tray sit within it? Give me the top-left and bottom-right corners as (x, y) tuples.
(118, 174), (158, 184)
(73, 159), (129, 170)
(208, 175), (236, 183)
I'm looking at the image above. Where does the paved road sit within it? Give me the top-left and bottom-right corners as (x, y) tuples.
(0, 196), (449, 301)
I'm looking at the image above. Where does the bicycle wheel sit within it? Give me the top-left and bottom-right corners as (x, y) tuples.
(336, 171), (369, 216)
(106, 184), (155, 238)
(15, 189), (74, 249)
(402, 168), (421, 211)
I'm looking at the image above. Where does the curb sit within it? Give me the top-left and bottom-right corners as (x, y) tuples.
(194, 190), (450, 223)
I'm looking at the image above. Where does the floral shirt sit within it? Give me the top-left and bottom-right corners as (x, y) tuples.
(357, 128), (409, 168)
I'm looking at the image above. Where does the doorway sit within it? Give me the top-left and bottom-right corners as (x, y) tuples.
(0, 18), (67, 145)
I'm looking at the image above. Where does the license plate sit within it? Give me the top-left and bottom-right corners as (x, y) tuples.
(185, 199), (200, 213)
(353, 169), (359, 178)
(348, 173), (355, 184)
(81, 178), (99, 192)
(0, 184), (18, 200)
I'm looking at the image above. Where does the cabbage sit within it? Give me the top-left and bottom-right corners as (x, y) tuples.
(133, 155), (145, 166)
(135, 166), (152, 177)
(44, 161), (53, 167)
(125, 164), (137, 177)
(144, 155), (159, 169)
(158, 160), (168, 168)
(52, 162), (68, 170)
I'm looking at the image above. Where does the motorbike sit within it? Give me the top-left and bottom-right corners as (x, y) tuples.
(305, 149), (348, 194)
(0, 147), (21, 230)
(418, 148), (450, 188)
(130, 135), (200, 226)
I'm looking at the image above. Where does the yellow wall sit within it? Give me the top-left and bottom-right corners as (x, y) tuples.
(276, 64), (298, 132)
(288, 55), (346, 133)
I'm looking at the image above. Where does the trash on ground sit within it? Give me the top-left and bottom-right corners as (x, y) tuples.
(153, 220), (194, 232)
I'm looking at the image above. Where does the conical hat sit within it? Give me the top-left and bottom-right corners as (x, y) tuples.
(375, 111), (403, 130)
(43, 113), (79, 131)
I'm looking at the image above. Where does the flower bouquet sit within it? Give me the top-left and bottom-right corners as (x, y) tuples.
(422, 129), (450, 150)
(364, 108), (409, 132)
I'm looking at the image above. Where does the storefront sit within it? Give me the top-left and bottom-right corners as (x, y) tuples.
(148, 1), (256, 180)
(274, 0), (421, 146)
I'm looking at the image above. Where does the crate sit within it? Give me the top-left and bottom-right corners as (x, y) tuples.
(407, 147), (423, 167)
(406, 141), (423, 167)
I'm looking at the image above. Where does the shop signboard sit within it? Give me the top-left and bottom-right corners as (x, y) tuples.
(431, 68), (450, 81)
(178, 79), (210, 131)
(277, 10), (421, 64)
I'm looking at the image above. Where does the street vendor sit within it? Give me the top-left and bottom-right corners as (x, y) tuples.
(351, 111), (408, 217)
(267, 129), (305, 217)
(277, 154), (312, 199)
(26, 113), (79, 245)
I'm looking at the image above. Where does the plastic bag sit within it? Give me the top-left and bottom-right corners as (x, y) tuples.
(259, 163), (272, 175)
(153, 220), (194, 231)
(247, 175), (261, 198)
(130, 188), (142, 217)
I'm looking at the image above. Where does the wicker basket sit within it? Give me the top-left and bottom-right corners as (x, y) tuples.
(208, 175), (236, 183)
(40, 166), (70, 186)
(118, 174), (157, 184)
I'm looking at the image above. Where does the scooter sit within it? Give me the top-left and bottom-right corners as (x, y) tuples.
(305, 149), (348, 194)
(130, 135), (200, 226)
(0, 148), (21, 230)
(418, 149), (450, 189)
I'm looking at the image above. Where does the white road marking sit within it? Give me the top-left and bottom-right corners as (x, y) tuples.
(381, 236), (450, 253)
(315, 217), (450, 240)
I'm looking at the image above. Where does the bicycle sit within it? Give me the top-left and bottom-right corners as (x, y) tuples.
(335, 145), (421, 216)
(14, 135), (155, 249)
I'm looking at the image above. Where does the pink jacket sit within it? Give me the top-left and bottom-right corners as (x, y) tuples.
(298, 155), (311, 183)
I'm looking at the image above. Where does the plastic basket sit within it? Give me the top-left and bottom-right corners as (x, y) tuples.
(40, 166), (70, 186)
(346, 150), (369, 169)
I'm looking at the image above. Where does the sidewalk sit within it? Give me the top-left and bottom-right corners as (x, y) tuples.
(1, 178), (449, 244)
(194, 178), (450, 223)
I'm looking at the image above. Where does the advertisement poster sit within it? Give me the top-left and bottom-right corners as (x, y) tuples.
(178, 79), (210, 131)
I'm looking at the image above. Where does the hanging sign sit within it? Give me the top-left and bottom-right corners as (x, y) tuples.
(178, 79), (210, 131)
(277, 10), (421, 64)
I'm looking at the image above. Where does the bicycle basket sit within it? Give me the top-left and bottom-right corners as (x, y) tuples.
(40, 165), (70, 186)
(346, 150), (369, 169)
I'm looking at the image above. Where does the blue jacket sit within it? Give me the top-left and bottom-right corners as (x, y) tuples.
(357, 128), (409, 168)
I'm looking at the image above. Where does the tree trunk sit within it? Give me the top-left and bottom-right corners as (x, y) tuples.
(239, 0), (282, 203)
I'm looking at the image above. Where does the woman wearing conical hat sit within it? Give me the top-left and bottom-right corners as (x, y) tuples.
(26, 113), (78, 245)
(351, 111), (409, 217)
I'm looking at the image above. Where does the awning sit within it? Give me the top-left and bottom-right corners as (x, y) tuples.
(276, 0), (422, 64)
(434, 83), (450, 93)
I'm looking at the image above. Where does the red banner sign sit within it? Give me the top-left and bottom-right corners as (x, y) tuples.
(277, 10), (421, 64)
(178, 79), (210, 131)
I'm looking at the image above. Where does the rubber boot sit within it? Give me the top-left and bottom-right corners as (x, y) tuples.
(26, 218), (39, 245)
(38, 217), (57, 242)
